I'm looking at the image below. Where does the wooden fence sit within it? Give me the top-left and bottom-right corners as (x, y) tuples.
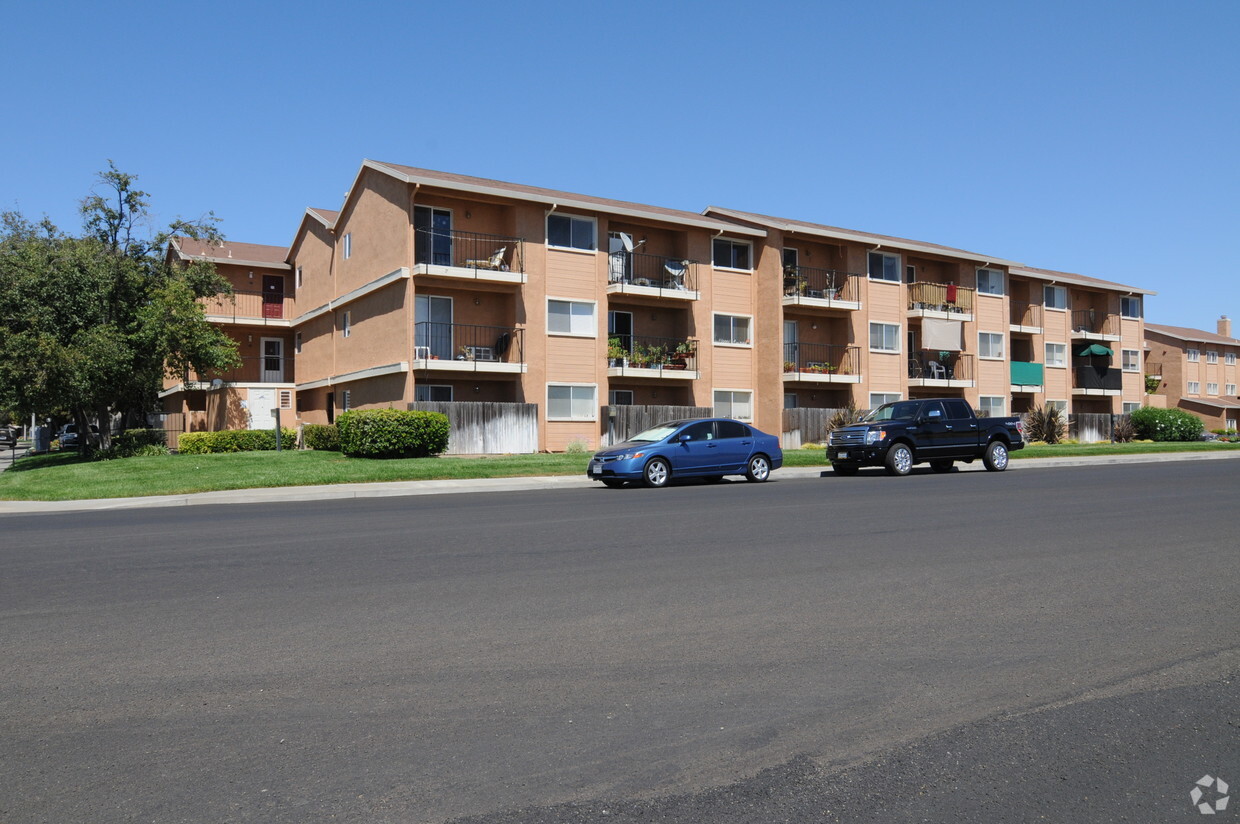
(408, 401), (538, 454)
(146, 412), (186, 450)
(781, 408), (847, 449)
(1069, 412), (1115, 444)
(602, 405), (712, 446)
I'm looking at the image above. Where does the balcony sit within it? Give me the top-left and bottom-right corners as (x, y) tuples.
(183, 355), (296, 386)
(413, 323), (525, 373)
(907, 282), (974, 320)
(1073, 365), (1122, 395)
(781, 266), (862, 311)
(1071, 309), (1120, 341)
(1009, 300), (1042, 333)
(607, 335), (699, 380)
(782, 343), (861, 383)
(414, 229), (525, 284)
(607, 252), (699, 300)
(1010, 360), (1044, 391)
(908, 351), (975, 387)
(201, 290), (292, 327)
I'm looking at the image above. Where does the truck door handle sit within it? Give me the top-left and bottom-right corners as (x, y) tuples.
(944, 425), (953, 430)
(707, 443), (718, 448)
(969, 424), (977, 429)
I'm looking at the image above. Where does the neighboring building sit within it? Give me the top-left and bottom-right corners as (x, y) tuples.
(1145, 318), (1240, 430)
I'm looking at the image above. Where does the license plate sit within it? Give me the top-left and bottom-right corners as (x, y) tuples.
(589, 462), (602, 475)
(838, 451), (848, 459)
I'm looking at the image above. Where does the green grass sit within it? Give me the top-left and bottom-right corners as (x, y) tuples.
(2, 441), (1237, 501)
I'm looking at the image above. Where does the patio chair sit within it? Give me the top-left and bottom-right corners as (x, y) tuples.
(465, 247), (506, 270)
(663, 259), (688, 289)
(927, 360), (947, 380)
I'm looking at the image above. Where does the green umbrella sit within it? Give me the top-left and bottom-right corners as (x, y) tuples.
(1077, 343), (1113, 357)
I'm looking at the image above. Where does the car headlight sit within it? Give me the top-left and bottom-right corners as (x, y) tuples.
(864, 429), (887, 445)
(618, 451), (646, 461)
(827, 431), (835, 445)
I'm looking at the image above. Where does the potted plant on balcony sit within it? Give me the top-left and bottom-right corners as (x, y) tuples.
(647, 344), (669, 369)
(607, 337), (628, 368)
(629, 344), (650, 369)
(669, 341), (693, 370)
(784, 360), (798, 373)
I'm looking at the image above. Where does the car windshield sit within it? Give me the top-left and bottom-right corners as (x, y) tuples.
(628, 423), (685, 443)
(862, 401), (922, 423)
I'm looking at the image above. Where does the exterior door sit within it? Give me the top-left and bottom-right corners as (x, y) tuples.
(415, 295), (453, 359)
(260, 338), (284, 382)
(414, 206), (453, 266)
(248, 388), (276, 430)
(262, 275), (284, 319)
(608, 310), (633, 352)
(784, 320), (798, 369)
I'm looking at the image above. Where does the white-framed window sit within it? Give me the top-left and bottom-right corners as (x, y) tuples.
(342, 233), (352, 260)
(1045, 342), (1067, 367)
(977, 268), (1004, 295)
(1187, 348), (1200, 362)
(712, 238), (752, 270)
(547, 383), (597, 420)
(1226, 353), (1237, 365)
(547, 298), (597, 337)
(869, 322), (900, 352)
(978, 396), (1005, 417)
(713, 313), (752, 346)
(416, 384), (453, 402)
(296, 266), (303, 289)
(867, 251), (901, 282)
(295, 331), (302, 354)
(1227, 383), (1237, 395)
(608, 389), (634, 406)
(1207, 382), (1219, 395)
(1122, 402), (1141, 413)
(546, 213), (596, 251)
(869, 392), (901, 408)
(1046, 399), (1068, 412)
(1187, 381), (1200, 394)
(342, 311), (351, 338)
(342, 389), (351, 410)
(1121, 296), (1142, 318)
(1122, 349), (1140, 372)
(784, 393), (798, 409)
(279, 390), (293, 410)
(978, 332), (1005, 359)
(1206, 351), (1219, 364)
(1044, 285), (1067, 310)
(713, 389), (753, 420)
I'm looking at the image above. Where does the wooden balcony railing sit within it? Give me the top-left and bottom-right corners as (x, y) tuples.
(908, 282), (974, 313)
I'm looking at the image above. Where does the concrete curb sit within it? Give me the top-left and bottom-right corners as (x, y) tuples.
(2, 449), (1238, 515)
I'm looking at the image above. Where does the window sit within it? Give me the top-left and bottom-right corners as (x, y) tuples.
(869, 392), (901, 408)
(342, 311), (351, 338)
(1045, 343), (1067, 367)
(713, 314), (751, 345)
(1121, 296), (1142, 318)
(1227, 353), (1237, 365)
(296, 266), (303, 289)
(784, 393), (798, 409)
(869, 322), (900, 352)
(1122, 402), (1141, 413)
(1207, 382), (1219, 395)
(1187, 349), (1200, 362)
(608, 389), (634, 406)
(1207, 351), (1219, 364)
(868, 251), (901, 282)
(546, 214), (596, 250)
(978, 332), (1005, 359)
(547, 298), (596, 336)
(713, 390), (752, 420)
(1122, 349), (1140, 372)
(977, 268), (1004, 295)
(295, 332), (302, 354)
(279, 390), (293, 410)
(905, 265), (916, 284)
(416, 385), (453, 402)
(1187, 381), (1200, 394)
(1044, 285), (1067, 309)
(342, 389), (351, 411)
(712, 238), (752, 270)
(978, 396), (1005, 417)
(1046, 399), (1068, 413)
(782, 248), (798, 268)
(547, 384), (597, 420)
(342, 233), (352, 259)
(1227, 383), (1237, 395)
(717, 420), (750, 438)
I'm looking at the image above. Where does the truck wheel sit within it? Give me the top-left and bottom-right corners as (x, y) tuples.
(832, 463), (858, 476)
(885, 444), (913, 476)
(983, 440), (1009, 472)
(643, 458), (671, 487)
(930, 460), (953, 473)
(745, 454), (771, 482)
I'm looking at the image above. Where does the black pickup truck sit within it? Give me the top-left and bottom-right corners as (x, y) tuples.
(827, 397), (1024, 476)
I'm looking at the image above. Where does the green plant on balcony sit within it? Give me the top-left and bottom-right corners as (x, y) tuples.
(784, 360), (797, 373)
(1144, 375), (1161, 394)
(647, 344), (669, 367)
(629, 344), (650, 368)
(607, 336), (628, 366)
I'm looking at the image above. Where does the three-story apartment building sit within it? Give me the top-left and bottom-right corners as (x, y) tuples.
(1145, 318), (1240, 430)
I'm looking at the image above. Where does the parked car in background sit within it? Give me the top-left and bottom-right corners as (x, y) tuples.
(587, 418), (783, 488)
(58, 424), (100, 448)
(0, 427), (17, 447)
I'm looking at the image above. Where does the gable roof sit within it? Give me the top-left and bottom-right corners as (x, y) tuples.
(170, 237), (291, 269)
(1145, 322), (1240, 347)
(1007, 265), (1155, 296)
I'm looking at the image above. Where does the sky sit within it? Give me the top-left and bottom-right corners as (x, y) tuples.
(3, 0), (1237, 331)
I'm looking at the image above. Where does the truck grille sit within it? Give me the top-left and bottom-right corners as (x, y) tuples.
(832, 429), (866, 446)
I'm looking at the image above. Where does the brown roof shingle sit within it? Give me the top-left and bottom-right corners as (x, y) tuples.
(173, 237), (289, 266)
(1145, 322), (1240, 347)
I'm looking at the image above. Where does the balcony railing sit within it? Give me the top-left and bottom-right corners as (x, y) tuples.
(782, 342), (860, 376)
(908, 282), (974, 313)
(607, 335), (698, 371)
(414, 322), (524, 364)
(201, 290), (291, 322)
(782, 266), (862, 303)
(414, 229), (525, 274)
(607, 252), (698, 294)
(1010, 300), (1042, 328)
(909, 351), (975, 382)
(1010, 360), (1044, 386)
(1071, 309), (1118, 337)
(1074, 365), (1122, 391)
(189, 355), (295, 385)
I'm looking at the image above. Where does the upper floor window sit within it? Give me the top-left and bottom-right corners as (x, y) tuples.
(1206, 351), (1219, 364)
(546, 214), (596, 251)
(547, 298), (596, 336)
(977, 268), (1004, 295)
(342, 233), (352, 260)
(713, 313), (751, 345)
(869, 322), (900, 352)
(1045, 342), (1067, 367)
(296, 266), (303, 289)
(1227, 383), (1237, 395)
(1122, 349), (1140, 371)
(342, 311), (351, 338)
(1187, 381), (1200, 394)
(1187, 348), (1200, 362)
(868, 251), (901, 282)
(1121, 296), (1142, 318)
(1226, 353), (1237, 365)
(712, 238), (752, 270)
(1044, 285), (1067, 309)
(1207, 382), (1219, 395)
(294, 332), (303, 354)
(978, 332), (1005, 359)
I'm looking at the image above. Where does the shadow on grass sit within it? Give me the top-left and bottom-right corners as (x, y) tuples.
(8, 452), (93, 473)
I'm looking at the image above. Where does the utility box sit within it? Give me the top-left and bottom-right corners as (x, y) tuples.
(33, 425), (50, 453)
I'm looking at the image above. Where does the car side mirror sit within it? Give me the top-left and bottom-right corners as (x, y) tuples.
(679, 433), (691, 442)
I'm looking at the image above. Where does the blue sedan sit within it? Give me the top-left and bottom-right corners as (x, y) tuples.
(586, 418), (783, 488)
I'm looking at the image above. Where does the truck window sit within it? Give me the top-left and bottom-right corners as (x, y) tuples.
(944, 399), (972, 420)
(863, 401), (922, 422)
(922, 401), (946, 420)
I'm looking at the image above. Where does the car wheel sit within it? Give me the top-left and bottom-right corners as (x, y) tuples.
(930, 460), (953, 473)
(832, 463), (859, 476)
(703, 475), (725, 484)
(885, 443), (913, 476)
(745, 454), (771, 482)
(643, 457), (671, 488)
(983, 440), (1009, 472)
(601, 479), (625, 488)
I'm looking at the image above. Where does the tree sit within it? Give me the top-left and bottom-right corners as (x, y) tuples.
(0, 163), (240, 450)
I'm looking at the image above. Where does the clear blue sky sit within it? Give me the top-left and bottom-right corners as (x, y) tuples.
(3, 0), (1236, 331)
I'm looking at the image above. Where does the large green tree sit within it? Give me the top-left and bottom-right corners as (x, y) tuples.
(0, 164), (240, 449)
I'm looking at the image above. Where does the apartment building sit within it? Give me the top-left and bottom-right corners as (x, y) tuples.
(166, 161), (1155, 449)
(1145, 318), (1240, 430)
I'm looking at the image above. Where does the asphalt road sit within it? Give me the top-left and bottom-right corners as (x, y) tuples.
(1, 460), (1237, 823)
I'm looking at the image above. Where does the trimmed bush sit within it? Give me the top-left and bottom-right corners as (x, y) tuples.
(303, 424), (341, 451)
(178, 428), (298, 454)
(94, 429), (171, 461)
(1128, 406), (1204, 442)
(336, 409), (449, 458)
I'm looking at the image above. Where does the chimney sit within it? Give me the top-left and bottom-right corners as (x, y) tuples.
(1220, 315), (1233, 339)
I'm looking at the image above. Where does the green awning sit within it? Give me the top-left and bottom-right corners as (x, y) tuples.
(1077, 343), (1113, 357)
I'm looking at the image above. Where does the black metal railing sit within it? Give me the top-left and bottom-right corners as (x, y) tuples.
(413, 322), (524, 364)
(414, 229), (525, 274)
(1071, 309), (1118, 336)
(782, 342), (860, 376)
(1010, 300), (1041, 328)
(1073, 365), (1122, 391)
(607, 252), (698, 294)
(191, 355), (296, 384)
(606, 335), (698, 370)
(782, 266), (862, 303)
(908, 351), (975, 382)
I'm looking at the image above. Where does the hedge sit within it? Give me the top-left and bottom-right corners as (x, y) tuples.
(336, 409), (449, 458)
(94, 428), (170, 460)
(303, 424), (341, 451)
(178, 428), (299, 454)
(1127, 406), (1204, 442)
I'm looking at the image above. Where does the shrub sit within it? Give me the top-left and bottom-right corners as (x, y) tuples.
(303, 424), (341, 451)
(1112, 414), (1136, 443)
(93, 428), (171, 460)
(177, 428), (298, 454)
(1128, 406), (1204, 442)
(336, 409), (449, 458)
(1023, 405), (1065, 444)
(564, 439), (590, 454)
(823, 404), (864, 440)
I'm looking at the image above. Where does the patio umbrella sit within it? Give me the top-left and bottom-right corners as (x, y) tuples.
(1076, 343), (1113, 357)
